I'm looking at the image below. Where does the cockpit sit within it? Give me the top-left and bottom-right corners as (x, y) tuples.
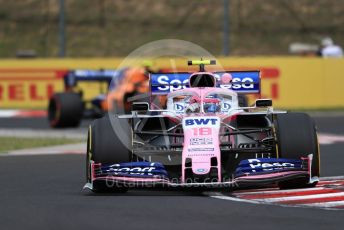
(166, 89), (238, 115)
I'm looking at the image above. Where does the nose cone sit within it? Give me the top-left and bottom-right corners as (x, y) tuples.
(192, 161), (211, 175)
(181, 116), (222, 182)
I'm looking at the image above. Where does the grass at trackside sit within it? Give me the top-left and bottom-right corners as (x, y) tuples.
(0, 137), (83, 153)
(1, 1), (343, 57)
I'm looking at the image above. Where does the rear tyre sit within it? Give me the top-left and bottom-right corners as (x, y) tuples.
(274, 113), (320, 189)
(48, 92), (83, 128)
(86, 114), (131, 193)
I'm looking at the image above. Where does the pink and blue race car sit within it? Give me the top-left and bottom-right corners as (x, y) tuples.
(84, 60), (320, 192)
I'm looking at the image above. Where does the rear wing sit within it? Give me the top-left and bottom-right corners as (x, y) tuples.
(150, 71), (261, 95)
(64, 69), (125, 88)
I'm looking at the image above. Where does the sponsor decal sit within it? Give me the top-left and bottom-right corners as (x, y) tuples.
(102, 162), (167, 176)
(235, 158), (305, 176)
(184, 118), (219, 136)
(188, 148), (214, 152)
(222, 102), (231, 111)
(216, 76), (254, 90)
(196, 168), (206, 173)
(187, 153), (215, 157)
(156, 75), (189, 92)
(106, 167), (155, 175)
(0, 68), (116, 108)
(190, 137), (213, 145)
(0, 71), (63, 108)
(174, 102), (185, 112)
(150, 71), (260, 95)
(185, 118), (218, 126)
(106, 165), (156, 175)
(248, 158), (295, 171)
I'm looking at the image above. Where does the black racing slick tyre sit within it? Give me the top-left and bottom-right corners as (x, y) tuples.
(86, 114), (132, 193)
(274, 113), (320, 189)
(48, 92), (83, 128)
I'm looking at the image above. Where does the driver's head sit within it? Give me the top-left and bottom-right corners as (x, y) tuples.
(189, 95), (201, 103)
(206, 103), (217, 113)
(204, 98), (220, 113)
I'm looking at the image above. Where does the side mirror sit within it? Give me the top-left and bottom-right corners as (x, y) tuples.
(255, 99), (272, 107)
(132, 102), (149, 112)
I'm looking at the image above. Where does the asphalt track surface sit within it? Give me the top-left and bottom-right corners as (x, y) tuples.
(0, 117), (91, 129)
(0, 115), (344, 230)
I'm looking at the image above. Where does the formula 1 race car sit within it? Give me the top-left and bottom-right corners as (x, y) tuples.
(84, 60), (320, 193)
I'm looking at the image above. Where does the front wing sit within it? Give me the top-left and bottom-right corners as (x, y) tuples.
(84, 155), (319, 190)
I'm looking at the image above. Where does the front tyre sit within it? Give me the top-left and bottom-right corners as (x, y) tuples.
(86, 114), (132, 193)
(274, 113), (320, 189)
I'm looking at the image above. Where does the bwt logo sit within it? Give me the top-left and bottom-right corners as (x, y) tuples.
(174, 103), (184, 111)
(222, 102), (231, 110)
(185, 118), (218, 126)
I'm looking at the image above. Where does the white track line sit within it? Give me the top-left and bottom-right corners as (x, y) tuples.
(207, 191), (344, 211)
(206, 192), (262, 205)
(300, 201), (344, 208)
(233, 187), (326, 196)
(206, 192), (344, 210)
(0, 110), (18, 118)
(318, 133), (344, 145)
(207, 176), (344, 210)
(320, 176), (344, 180)
(232, 178), (344, 196)
(253, 191), (344, 202)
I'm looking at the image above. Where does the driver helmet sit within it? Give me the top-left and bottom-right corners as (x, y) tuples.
(203, 97), (221, 113)
(186, 95), (201, 113)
